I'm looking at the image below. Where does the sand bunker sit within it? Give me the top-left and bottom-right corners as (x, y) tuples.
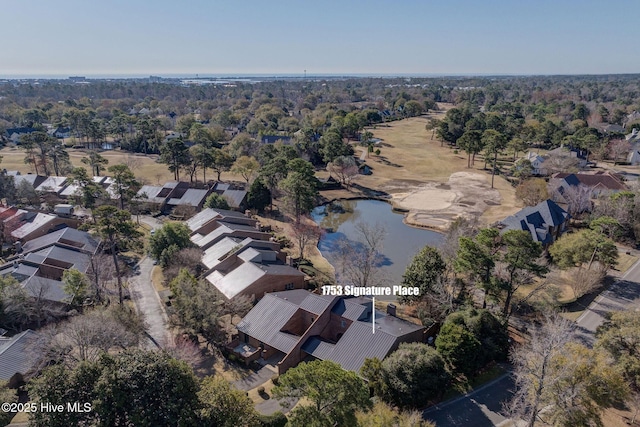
(386, 172), (502, 231)
(393, 186), (458, 211)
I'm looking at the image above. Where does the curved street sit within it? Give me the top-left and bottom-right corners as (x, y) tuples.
(424, 257), (640, 426)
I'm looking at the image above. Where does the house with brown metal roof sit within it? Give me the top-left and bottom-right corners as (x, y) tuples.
(550, 171), (627, 196)
(230, 290), (425, 374)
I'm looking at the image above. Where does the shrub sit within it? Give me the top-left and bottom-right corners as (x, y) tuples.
(258, 411), (288, 427)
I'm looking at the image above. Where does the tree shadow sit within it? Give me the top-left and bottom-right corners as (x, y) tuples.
(318, 232), (393, 268)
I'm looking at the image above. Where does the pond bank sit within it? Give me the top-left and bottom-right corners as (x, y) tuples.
(312, 200), (444, 295)
(319, 171), (508, 232)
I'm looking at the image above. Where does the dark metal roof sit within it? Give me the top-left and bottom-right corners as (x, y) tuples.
(331, 299), (369, 321)
(0, 330), (37, 381)
(167, 188), (210, 207)
(20, 227), (99, 255)
(186, 207), (249, 233)
(238, 290), (426, 373)
(222, 189), (248, 208)
(301, 336), (335, 360)
(299, 293), (333, 315)
(319, 321), (399, 373)
(236, 294), (300, 354)
(29, 245), (91, 273)
(22, 276), (68, 302)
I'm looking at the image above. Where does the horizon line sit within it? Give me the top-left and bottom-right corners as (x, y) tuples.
(2, 72), (640, 80)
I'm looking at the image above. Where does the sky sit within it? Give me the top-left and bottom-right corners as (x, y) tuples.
(1, 0), (639, 77)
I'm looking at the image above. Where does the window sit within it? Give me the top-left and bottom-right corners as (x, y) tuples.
(340, 320), (346, 328)
(285, 283), (295, 290)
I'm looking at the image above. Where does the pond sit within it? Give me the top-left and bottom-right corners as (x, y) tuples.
(311, 199), (443, 297)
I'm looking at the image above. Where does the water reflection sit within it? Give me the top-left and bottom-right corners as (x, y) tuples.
(312, 199), (443, 289)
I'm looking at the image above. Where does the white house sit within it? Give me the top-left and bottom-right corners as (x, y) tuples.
(523, 152), (545, 175)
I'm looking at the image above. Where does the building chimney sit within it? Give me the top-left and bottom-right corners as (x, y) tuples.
(387, 303), (397, 317)
(245, 209), (252, 217)
(286, 256), (293, 266)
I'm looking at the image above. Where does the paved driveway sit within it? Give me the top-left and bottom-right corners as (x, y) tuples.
(128, 256), (171, 348)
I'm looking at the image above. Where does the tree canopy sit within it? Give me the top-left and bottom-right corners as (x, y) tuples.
(28, 349), (201, 427)
(273, 360), (371, 427)
(362, 343), (450, 409)
(149, 222), (193, 267)
(399, 246), (446, 304)
(435, 308), (508, 376)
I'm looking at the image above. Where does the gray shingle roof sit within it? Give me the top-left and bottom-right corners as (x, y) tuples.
(0, 330), (37, 381)
(499, 199), (569, 245)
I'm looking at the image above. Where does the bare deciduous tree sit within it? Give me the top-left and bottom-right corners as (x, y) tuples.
(291, 217), (324, 260)
(567, 266), (605, 299)
(550, 182), (593, 216)
(164, 247), (203, 284)
(608, 139), (631, 165)
(87, 252), (116, 302)
(326, 155), (359, 188)
(336, 222), (387, 288)
(165, 335), (203, 369)
(542, 152), (581, 175)
(508, 312), (574, 427)
(516, 178), (549, 207)
(29, 307), (147, 368)
(223, 294), (253, 326)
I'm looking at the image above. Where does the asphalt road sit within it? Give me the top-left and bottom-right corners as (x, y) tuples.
(424, 374), (514, 427)
(575, 258), (640, 346)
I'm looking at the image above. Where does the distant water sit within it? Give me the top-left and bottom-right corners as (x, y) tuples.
(0, 72), (497, 80)
(312, 199), (443, 296)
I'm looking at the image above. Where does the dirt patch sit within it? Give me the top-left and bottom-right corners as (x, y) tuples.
(385, 172), (502, 231)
